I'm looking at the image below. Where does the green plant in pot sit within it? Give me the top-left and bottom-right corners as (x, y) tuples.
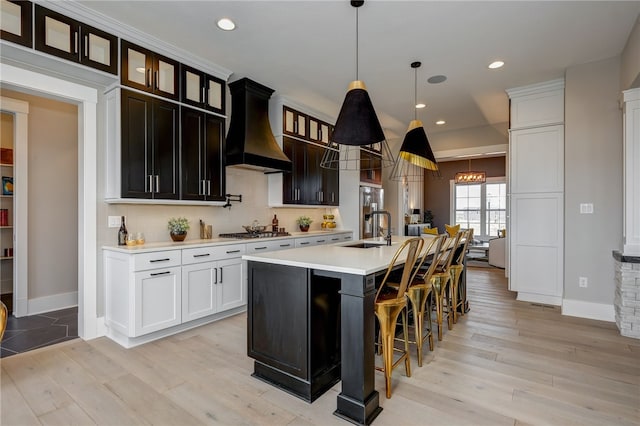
(168, 217), (190, 241)
(296, 216), (313, 232)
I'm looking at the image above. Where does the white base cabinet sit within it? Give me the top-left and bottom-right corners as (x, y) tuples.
(103, 230), (352, 348)
(135, 266), (181, 335)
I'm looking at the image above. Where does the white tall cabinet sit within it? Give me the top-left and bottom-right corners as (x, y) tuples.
(507, 79), (565, 305)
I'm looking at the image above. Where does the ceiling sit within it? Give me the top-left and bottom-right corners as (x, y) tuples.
(77, 1), (640, 147)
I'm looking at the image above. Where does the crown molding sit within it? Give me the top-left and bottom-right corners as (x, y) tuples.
(38, 0), (232, 80)
(505, 78), (565, 98)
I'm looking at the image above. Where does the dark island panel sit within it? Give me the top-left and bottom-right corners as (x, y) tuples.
(247, 261), (342, 402)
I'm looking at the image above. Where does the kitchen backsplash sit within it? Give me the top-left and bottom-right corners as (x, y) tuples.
(100, 167), (343, 245)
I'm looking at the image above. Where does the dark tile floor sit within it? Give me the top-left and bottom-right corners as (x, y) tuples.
(1, 306), (78, 358)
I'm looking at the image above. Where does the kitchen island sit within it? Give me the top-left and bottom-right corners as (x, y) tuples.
(244, 236), (428, 425)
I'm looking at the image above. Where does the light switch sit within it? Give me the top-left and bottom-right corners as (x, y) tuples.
(579, 203), (594, 214)
(108, 216), (122, 228)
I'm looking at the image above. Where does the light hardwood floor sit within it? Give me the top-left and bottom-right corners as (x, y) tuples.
(2, 267), (639, 425)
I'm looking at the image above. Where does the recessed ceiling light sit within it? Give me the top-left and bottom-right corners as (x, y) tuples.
(217, 18), (236, 31)
(488, 61), (504, 69)
(415, 103), (426, 109)
(427, 75), (447, 84)
(436, 120), (446, 125)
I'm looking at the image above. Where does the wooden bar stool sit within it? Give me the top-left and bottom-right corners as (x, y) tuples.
(450, 229), (472, 323)
(1, 301), (8, 341)
(374, 237), (423, 398)
(402, 234), (445, 366)
(430, 231), (463, 341)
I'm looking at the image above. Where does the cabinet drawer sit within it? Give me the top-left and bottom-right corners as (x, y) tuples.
(182, 244), (246, 265)
(295, 236), (329, 248)
(134, 250), (181, 271)
(246, 239), (294, 254)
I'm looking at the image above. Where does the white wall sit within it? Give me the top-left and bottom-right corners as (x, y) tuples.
(564, 57), (623, 305)
(621, 14), (640, 90)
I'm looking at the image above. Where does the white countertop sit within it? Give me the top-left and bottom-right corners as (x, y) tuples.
(102, 229), (353, 254)
(243, 235), (436, 276)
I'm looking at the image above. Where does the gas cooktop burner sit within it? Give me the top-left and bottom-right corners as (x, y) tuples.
(219, 231), (291, 239)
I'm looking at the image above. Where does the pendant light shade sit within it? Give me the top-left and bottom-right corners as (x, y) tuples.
(321, 0), (394, 170)
(332, 81), (385, 146)
(390, 61), (439, 182)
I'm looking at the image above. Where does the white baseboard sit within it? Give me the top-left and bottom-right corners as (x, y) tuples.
(562, 299), (615, 322)
(28, 291), (78, 315)
(516, 292), (562, 306)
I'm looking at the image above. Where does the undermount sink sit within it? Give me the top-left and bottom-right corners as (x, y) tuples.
(343, 242), (387, 249)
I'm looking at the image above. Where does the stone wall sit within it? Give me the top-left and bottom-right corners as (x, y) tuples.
(614, 254), (640, 338)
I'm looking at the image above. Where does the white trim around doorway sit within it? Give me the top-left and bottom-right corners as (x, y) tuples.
(0, 63), (99, 340)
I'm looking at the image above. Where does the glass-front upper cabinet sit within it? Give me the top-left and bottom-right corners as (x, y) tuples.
(121, 39), (179, 100)
(34, 5), (117, 74)
(1, 0), (32, 48)
(283, 106), (307, 139)
(181, 64), (226, 114)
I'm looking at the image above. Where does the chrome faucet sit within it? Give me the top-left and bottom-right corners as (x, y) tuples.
(369, 210), (392, 246)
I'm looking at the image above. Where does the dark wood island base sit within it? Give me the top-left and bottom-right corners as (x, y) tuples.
(247, 261), (383, 425)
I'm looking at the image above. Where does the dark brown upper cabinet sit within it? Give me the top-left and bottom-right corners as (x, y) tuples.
(34, 5), (117, 75)
(283, 106), (307, 139)
(180, 64), (226, 115)
(121, 89), (179, 200)
(121, 39), (179, 100)
(1, 0), (32, 48)
(180, 106), (225, 201)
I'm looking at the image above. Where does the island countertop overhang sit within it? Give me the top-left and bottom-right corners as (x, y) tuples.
(242, 235), (427, 276)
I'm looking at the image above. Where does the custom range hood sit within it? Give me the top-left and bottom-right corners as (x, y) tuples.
(225, 78), (292, 173)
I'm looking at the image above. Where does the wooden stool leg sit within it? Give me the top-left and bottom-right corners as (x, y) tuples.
(402, 310), (411, 377)
(426, 296), (434, 351)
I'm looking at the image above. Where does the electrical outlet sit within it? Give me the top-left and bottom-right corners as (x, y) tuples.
(579, 277), (588, 288)
(580, 203), (594, 214)
(108, 216), (122, 228)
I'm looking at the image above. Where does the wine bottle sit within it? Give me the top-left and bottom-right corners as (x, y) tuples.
(272, 214), (279, 232)
(118, 216), (128, 246)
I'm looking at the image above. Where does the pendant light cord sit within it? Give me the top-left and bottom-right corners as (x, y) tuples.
(355, 7), (359, 80)
(414, 66), (417, 120)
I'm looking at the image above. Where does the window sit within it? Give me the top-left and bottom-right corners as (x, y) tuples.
(452, 178), (506, 239)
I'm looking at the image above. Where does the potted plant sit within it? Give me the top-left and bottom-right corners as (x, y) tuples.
(296, 215), (313, 232)
(168, 217), (190, 241)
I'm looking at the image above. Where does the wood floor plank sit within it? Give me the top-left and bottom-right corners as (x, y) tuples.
(37, 402), (96, 426)
(2, 353), (73, 416)
(1, 266), (638, 426)
(0, 366), (41, 426)
(103, 373), (202, 425)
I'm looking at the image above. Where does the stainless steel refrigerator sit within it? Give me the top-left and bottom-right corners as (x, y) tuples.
(360, 186), (384, 239)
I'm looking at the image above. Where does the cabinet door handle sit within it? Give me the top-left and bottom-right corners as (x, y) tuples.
(149, 258), (171, 263)
(214, 267), (218, 284)
(150, 271), (171, 276)
(219, 267), (223, 283)
(147, 69), (151, 88)
(146, 175), (152, 193)
(207, 180), (211, 196)
(317, 240), (325, 243)
(202, 86), (205, 103)
(155, 175), (159, 193)
(74, 32), (78, 54)
(331, 238), (339, 241)
(279, 244), (291, 247)
(193, 253), (210, 258)
(300, 242), (309, 245)
(293, 121), (297, 134)
(84, 35), (88, 57)
(254, 246), (267, 250)
(226, 249), (241, 254)
(200, 180), (205, 196)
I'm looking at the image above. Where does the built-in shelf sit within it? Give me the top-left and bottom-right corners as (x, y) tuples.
(0, 163), (14, 167)
(0, 256), (13, 260)
(0, 226), (14, 229)
(1, 195), (14, 198)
